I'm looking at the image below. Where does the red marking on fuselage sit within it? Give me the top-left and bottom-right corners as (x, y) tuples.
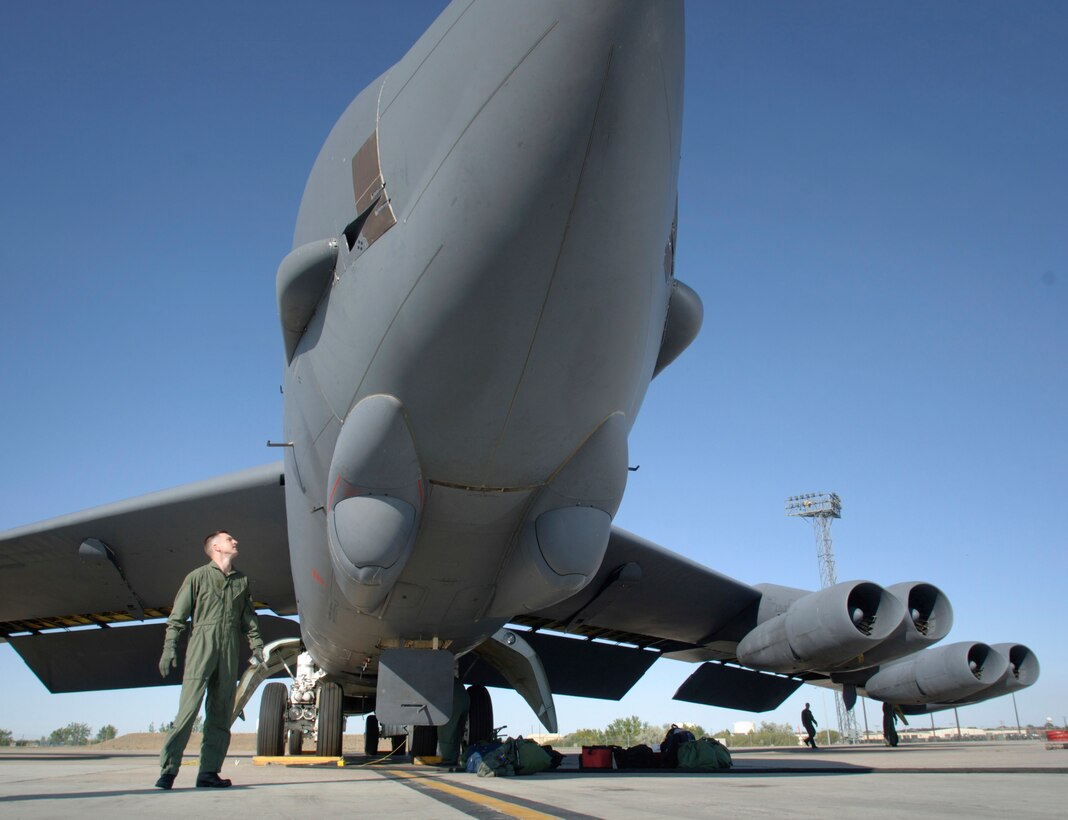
(312, 569), (326, 587)
(328, 474), (343, 508)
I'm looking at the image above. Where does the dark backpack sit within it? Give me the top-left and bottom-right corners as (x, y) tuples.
(613, 743), (657, 769)
(660, 725), (696, 768)
(541, 744), (565, 770)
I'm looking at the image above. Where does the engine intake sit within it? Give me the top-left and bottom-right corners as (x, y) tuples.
(848, 581), (954, 668)
(992, 643), (1040, 691)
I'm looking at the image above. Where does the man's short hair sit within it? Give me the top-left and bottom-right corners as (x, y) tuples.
(203, 531), (229, 556)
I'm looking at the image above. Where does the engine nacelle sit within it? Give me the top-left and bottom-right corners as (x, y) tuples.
(938, 643), (1042, 707)
(990, 643), (1041, 693)
(863, 641), (1009, 705)
(736, 581), (906, 674)
(848, 581), (954, 668)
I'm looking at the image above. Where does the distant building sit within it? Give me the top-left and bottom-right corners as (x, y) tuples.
(733, 721), (755, 735)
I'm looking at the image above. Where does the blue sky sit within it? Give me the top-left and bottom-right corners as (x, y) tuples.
(1, 1), (1065, 741)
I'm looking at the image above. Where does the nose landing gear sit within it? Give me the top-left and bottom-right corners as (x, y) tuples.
(251, 648), (344, 757)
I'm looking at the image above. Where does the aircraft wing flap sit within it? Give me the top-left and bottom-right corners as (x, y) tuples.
(517, 526), (760, 649)
(0, 463), (294, 635)
(673, 661), (804, 712)
(10, 615), (302, 693)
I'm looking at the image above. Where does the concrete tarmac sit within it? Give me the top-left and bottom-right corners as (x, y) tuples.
(1, 742), (1064, 819)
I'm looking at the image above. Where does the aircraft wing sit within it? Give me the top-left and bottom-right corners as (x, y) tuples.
(0, 462), (294, 637)
(514, 525), (761, 650)
(503, 528), (1034, 715)
(479, 527), (807, 712)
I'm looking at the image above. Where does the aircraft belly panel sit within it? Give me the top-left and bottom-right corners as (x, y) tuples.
(384, 484), (532, 637)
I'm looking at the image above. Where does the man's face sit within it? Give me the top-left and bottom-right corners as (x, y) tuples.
(213, 532), (239, 556)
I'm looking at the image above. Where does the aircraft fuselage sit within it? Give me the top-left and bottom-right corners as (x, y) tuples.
(280, 0), (684, 688)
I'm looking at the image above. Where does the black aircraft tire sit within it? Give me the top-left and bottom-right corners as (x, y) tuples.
(316, 683), (344, 757)
(467, 684), (493, 744)
(365, 714), (380, 756)
(257, 683), (287, 757)
(411, 724), (438, 757)
(287, 728), (303, 756)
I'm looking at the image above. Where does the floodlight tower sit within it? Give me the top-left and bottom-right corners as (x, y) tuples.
(785, 492), (859, 744)
(785, 492), (842, 588)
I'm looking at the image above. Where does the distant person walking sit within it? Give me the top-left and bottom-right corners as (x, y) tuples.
(801, 703), (818, 748)
(882, 701), (908, 747)
(155, 531), (264, 790)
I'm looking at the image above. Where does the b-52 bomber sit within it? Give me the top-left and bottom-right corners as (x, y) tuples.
(0, 0), (1038, 757)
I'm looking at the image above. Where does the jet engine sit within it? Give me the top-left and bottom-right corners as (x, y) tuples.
(936, 643), (1042, 707)
(863, 641), (1009, 705)
(990, 643), (1041, 693)
(846, 581), (954, 668)
(736, 581), (906, 674)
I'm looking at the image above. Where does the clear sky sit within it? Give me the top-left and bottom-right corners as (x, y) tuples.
(1, 1), (1065, 742)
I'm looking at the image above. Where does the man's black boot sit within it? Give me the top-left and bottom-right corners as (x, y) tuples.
(155, 772), (176, 790)
(196, 772), (232, 788)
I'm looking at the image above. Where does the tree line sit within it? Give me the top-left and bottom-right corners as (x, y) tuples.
(0, 723), (118, 747)
(0, 715), (205, 747)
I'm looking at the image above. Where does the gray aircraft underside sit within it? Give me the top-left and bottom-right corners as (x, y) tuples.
(0, 0), (1037, 731)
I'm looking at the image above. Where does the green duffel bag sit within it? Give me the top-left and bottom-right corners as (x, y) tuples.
(677, 737), (732, 770)
(515, 738), (552, 775)
(711, 738), (733, 769)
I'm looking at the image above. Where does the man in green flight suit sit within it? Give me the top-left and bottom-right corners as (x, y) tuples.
(155, 531), (264, 789)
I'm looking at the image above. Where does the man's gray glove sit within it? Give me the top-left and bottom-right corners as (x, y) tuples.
(159, 644), (177, 678)
(251, 645), (265, 666)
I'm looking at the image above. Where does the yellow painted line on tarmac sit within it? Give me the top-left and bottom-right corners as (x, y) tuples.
(252, 755), (342, 766)
(388, 768), (559, 820)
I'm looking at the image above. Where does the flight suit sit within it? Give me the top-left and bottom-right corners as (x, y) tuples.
(801, 708), (818, 748)
(436, 678), (471, 766)
(882, 701), (907, 747)
(160, 563), (263, 775)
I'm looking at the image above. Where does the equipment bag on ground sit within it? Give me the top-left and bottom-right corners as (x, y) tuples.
(613, 743), (657, 769)
(660, 724), (696, 768)
(465, 740), (503, 774)
(677, 736), (733, 770)
(476, 737), (551, 777)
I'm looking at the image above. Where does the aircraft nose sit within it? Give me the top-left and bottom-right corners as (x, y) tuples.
(375, 0), (684, 226)
(305, 0), (685, 486)
(346, 0), (685, 485)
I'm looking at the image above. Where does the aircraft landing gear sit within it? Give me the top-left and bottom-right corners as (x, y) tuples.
(466, 684), (493, 744)
(365, 714), (380, 756)
(252, 651), (345, 758)
(410, 724), (438, 757)
(257, 682), (287, 756)
(316, 682), (344, 756)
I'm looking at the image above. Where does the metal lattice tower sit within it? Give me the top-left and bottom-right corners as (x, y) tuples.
(785, 492), (859, 744)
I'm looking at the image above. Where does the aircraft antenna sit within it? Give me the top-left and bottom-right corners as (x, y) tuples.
(785, 492), (860, 744)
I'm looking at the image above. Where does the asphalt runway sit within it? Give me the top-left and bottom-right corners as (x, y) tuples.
(1, 742), (1064, 819)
